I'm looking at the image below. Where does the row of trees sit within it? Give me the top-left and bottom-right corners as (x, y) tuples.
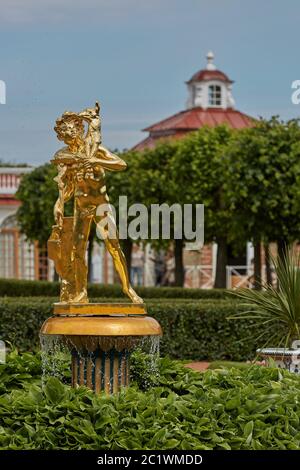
(16, 117), (300, 287)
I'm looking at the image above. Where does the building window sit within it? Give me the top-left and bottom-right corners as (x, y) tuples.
(208, 85), (222, 106)
(0, 214), (48, 281)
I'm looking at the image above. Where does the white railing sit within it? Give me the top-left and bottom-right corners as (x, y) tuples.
(226, 265), (276, 289)
(184, 265), (214, 289)
(185, 264), (272, 289)
(226, 265), (254, 289)
(0, 167), (33, 195)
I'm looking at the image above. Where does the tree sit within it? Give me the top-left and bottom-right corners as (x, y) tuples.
(172, 125), (235, 288)
(106, 150), (141, 273)
(0, 160), (29, 167)
(224, 117), (300, 286)
(129, 142), (184, 285)
(16, 164), (58, 246)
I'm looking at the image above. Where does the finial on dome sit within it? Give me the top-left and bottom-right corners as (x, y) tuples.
(206, 51), (216, 71)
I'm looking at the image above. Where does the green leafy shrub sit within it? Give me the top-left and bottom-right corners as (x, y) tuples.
(0, 350), (42, 392)
(231, 250), (300, 348)
(1, 352), (300, 450)
(0, 297), (265, 360)
(0, 278), (230, 300)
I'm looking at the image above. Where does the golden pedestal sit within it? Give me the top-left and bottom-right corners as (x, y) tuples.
(40, 303), (162, 394)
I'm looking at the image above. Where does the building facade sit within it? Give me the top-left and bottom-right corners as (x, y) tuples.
(0, 166), (43, 280)
(133, 52), (256, 288)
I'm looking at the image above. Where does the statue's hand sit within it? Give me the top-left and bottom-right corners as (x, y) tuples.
(82, 156), (99, 168)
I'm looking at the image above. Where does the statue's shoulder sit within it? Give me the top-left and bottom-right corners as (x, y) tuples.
(53, 146), (68, 158)
(52, 147), (78, 165)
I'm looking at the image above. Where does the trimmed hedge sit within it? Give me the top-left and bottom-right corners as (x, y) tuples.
(0, 278), (230, 300)
(0, 297), (263, 361)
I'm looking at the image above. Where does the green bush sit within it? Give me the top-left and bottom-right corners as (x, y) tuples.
(1, 352), (300, 450)
(0, 278), (230, 300)
(0, 297), (265, 361)
(0, 298), (53, 351)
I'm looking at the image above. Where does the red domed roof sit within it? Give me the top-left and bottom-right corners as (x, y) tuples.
(133, 107), (255, 151)
(187, 69), (233, 84)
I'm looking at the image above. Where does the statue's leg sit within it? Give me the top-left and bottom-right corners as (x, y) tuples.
(73, 204), (93, 303)
(94, 212), (143, 304)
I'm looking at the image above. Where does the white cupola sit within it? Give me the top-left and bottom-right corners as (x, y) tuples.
(186, 52), (235, 110)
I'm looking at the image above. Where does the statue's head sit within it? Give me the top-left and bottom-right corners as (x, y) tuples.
(54, 113), (84, 147)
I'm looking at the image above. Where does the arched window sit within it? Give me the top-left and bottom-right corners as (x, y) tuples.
(208, 85), (222, 106)
(0, 215), (46, 280)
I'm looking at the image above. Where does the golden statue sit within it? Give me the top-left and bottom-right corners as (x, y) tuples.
(48, 102), (143, 304)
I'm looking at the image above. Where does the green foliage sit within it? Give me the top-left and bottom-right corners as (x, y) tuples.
(0, 278), (230, 299)
(107, 150), (140, 209)
(0, 161), (29, 168)
(0, 297), (53, 350)
(152, 300), (261, 361)
(118, 144), (182, 251)
(131, 142), (180, 207)
(172, 125), (234, 243)
(231, 250), (300, 347)
(0, 350), (42, 392)
(224, 117), (300, 245)
(0, 278), (59, 297)
(1, 352), (300, 450)
(0, 296), (265, 360)
(16, 164), (58, 245)
(13, 119), (300, 275)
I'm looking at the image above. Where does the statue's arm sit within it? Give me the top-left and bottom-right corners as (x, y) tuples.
(52, 151), (75, 225)
(78, 113), (91, 124)
(53, 178), (74, 226)
(94, 147), (127, 172)
(63, 178), (75, 202)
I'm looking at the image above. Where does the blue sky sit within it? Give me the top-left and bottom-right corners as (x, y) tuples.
(0, 0), (299, 165)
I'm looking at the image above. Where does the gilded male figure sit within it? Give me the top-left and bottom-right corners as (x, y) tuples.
(48, 103), (142, 304)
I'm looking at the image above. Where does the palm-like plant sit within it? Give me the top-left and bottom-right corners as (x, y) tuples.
(231, 250), (300, 348)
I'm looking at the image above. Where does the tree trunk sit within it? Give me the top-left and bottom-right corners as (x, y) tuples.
(264, 243), (272, 286)
(214, 237), (228, 288)
(277, 239), (290, 289)
(253, 241), (261, 289)
(174, 239), (184, 287)
(277, 239), (288, 263)
(122, 239), (133, 274)
(53, 270), (59, 282)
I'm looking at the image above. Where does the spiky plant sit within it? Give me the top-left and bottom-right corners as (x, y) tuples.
(231, 250), (300, 348)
